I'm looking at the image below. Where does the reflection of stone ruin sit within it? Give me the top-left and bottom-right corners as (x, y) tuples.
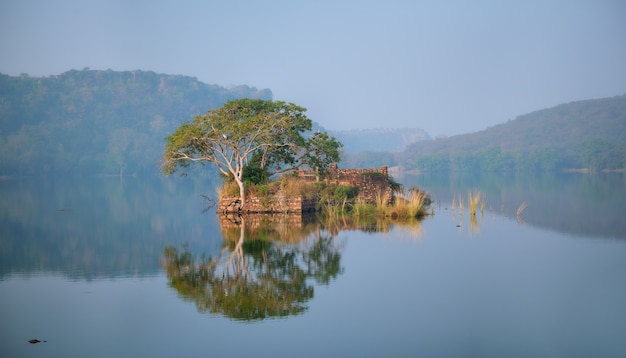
(218, 164), (395, 214)
(218, 213), (320, 243)
(218, 213), (412, 237)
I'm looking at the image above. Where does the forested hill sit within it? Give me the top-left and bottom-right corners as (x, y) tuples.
(398, 95), (626, 172)
(0, 69), (272, 176)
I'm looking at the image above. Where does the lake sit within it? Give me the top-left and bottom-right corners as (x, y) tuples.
(1, 173), (625, 357)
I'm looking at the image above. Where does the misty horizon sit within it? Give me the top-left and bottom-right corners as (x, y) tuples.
(5, 68), (623, 140)
(2, 1), (625, 136)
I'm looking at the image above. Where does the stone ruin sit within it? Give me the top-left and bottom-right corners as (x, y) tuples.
(218, 163), (395, 214)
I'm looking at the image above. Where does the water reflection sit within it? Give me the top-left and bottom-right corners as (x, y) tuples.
(322, 212), (426, 238)
(468, 211), (481, 234)
(162, 212), (428, 321)
(405, 171), (626, 239)
(2, 176), (624, 356)
(0, 177), (222, 279)
(0, 177), (426, 281)
(162, 215), (344, 321)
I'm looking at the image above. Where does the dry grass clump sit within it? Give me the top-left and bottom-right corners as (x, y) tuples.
(219, 175), (320, 199)
(468, 191), (484, 216)
(220, 180), (241, 197)
(389, 188), (428, 218)
(352, 187), (429, 219)
(277, 175), (319, 198)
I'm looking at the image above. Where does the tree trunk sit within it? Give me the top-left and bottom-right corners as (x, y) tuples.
(235, 176), (246, 211)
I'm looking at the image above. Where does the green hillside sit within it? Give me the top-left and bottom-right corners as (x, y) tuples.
(0, 69), (272, 176)
(399, 95), (626, 172)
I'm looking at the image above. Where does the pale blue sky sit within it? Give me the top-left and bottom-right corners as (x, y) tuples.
(1, 0), (625, 136)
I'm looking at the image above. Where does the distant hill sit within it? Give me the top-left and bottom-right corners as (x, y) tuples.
(398, 95), (626, 172)
(330, 128), (429, 154)
(0, 69), (272, 176)
(3, 69), (623, 175)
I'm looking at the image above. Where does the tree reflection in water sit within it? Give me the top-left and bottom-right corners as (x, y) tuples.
(162, 215), (344, 321)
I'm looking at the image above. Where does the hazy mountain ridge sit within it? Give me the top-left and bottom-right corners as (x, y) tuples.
(0, 69), (272, 175)
(330, 128), (430, 154)
(405, 95), (626, 155)
(398, 95), (626, 172)
(0, 69), (272, 133)
(2, 69), (624, 175)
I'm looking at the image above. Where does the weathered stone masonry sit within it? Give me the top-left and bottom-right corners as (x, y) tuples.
(218, 193), (318, 214)
(310, 163), (393, 205)
(218, 164), (394, 213)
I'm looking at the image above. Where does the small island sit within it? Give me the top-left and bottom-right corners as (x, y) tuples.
(162, 99), (429, 219)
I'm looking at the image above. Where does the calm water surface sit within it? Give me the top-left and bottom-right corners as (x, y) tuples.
(1, 174), (625, 357)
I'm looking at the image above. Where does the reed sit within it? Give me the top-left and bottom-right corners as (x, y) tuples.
(406, 188), (428, 217)
(516, 201), (528, 224)
(516, 201), (528, 217)
(375, 192), (389, 215)
(390, 188), (428, 218)
(320, 197), (349, 225)
(468, 191), (482, 216)
(352, 198), (376, 217)
(391, 201), (408, 218)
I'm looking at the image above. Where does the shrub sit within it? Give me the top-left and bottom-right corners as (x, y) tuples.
(256, 184), (270, 196)
(242, 164), (269, 185)
(221, 181), (240, 197)
(333, 185), (359, 200)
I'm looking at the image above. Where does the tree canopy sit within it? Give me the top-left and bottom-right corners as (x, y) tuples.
(162, 99), (342, 207)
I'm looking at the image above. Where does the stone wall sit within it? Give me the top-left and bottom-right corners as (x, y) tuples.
(297, 163), (388, 182)
(218, 193), (317, 214)
(297, 163), (393, 205)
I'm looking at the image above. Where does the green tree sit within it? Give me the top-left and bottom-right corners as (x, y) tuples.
(162, 99), (342, 208)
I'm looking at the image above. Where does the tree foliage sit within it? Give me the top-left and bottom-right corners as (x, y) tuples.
(162, 99), (342, 206)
